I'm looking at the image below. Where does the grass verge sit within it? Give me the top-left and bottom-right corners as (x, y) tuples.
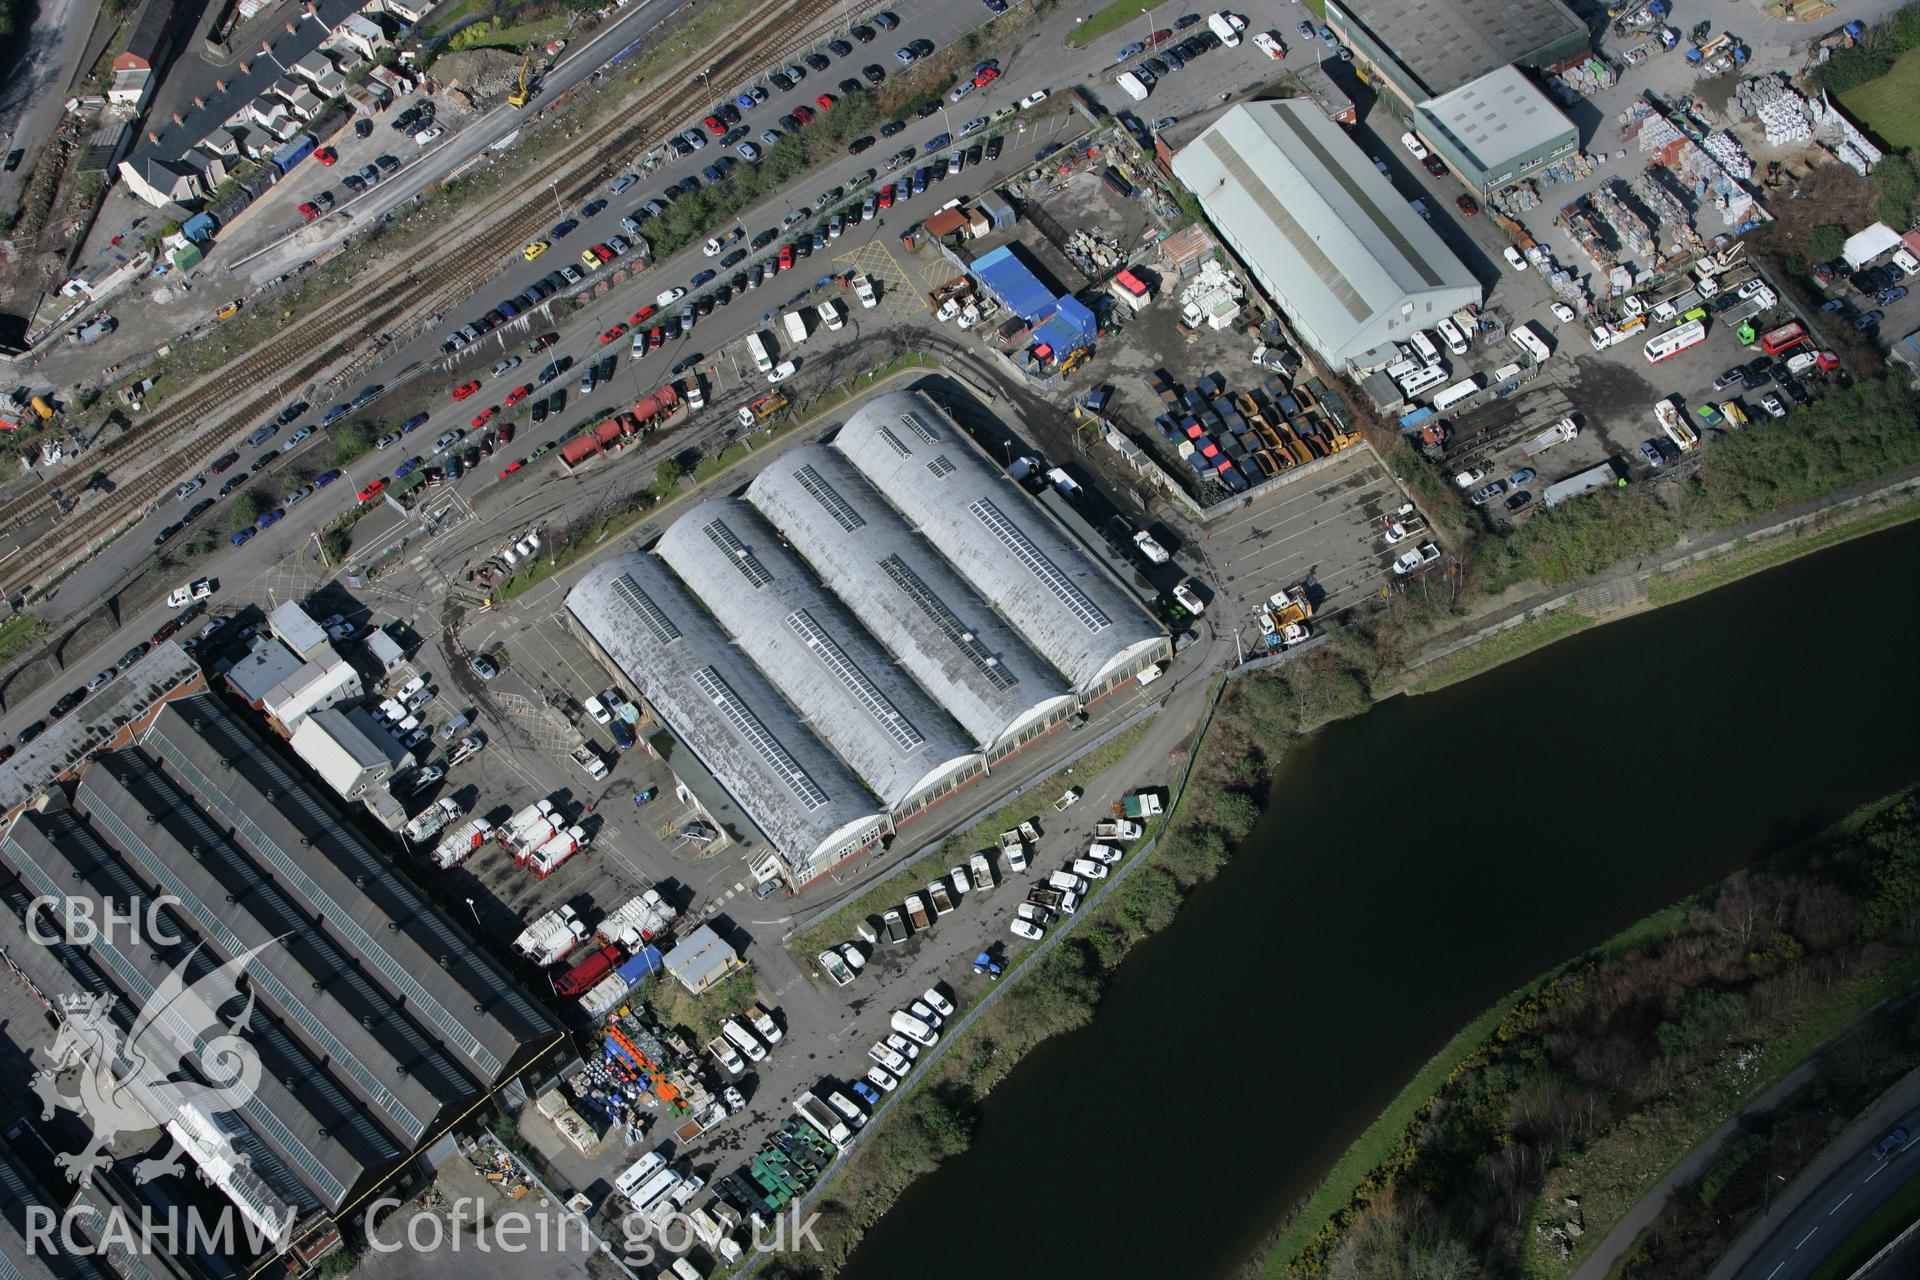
(1645, 495), (1920, 606)
(0, 613), (47, 670)
(1063, 0), (1177, 48)
(786, 721), (1151, 967)
(1838, 43), (1920, 150)
(1403, 607), (1596, 695)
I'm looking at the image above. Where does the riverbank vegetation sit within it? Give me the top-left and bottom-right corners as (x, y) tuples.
(772, 666), (1369, 1277)
(1249, 788), (1920, 1279)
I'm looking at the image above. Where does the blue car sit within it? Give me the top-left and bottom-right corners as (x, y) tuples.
(351, 384), (384, 407)
(851, 1080), (881, 1107)
(691, 268), (717, 287)
(550, 218), (578, 239)
(394, 456), (423, 480)
(313, 469), (342, 488)
(924, 132), (950, 151)
(321, 406), (348, 425)
(256, 508), (284, 531)
(230, 528), (255, 547)
(400, 413), (429, 434)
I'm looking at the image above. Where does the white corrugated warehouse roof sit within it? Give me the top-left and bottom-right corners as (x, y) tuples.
(655, 498), (983, 809)
(747, 445), (1075, 754)
(832, 391), (1166, 692)
(1418, 67), (1575, 179)
(1171, 101), (1480, 367)
(566, 553), (888, 880)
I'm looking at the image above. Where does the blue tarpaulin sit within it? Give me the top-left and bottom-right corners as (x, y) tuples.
(615, 945), (665, 986)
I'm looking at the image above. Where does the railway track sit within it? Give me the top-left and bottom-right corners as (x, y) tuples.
(0, 0), (862, 600)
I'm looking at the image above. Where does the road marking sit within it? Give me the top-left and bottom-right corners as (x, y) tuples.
(1830, 1192), (1853, 1214)
(1766, 1263), (1785, 1280)
(1797, 1227), (1819, 1249)
(1867, 1162), (1888, 1182)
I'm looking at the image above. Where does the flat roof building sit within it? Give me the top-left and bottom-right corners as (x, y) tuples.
(747, 445), (1076, 761)
(567, 554), (890, 885)
(1327, 0), (1587, 111)
(289, 705), (408, 800)
(1416, 66), (1579, 197)
(1170, 101), (1480, 370)
(833, 392), (1167, 700)
(663, 924), (743, 995)
(655, 499), (984, 822)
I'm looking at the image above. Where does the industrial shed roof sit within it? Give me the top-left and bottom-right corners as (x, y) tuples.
(655, 499), (983, 809)
(142, 696), (555, 1084)
(1417, 66), (1575, 179)
(746, 445), (1074, 752)
(972, 244), (1059, 321)
(1170, 101), (1479, 367)
(1330, 0), (1587, 97)
(832, 391), (1166, 692)
(567, 553), (888, 879)
(3, 809), (386, 1211)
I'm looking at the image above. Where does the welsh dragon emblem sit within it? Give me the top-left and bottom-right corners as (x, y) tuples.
(31, 939), (279, 1186)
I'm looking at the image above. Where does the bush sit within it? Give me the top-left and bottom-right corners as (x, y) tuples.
(1806, 223), (1848, 262)
(332, 418), (376, 464)
(227, 489), (269, 531)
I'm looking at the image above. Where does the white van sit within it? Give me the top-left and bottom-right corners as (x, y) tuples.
(1431, 376), (1484, 411)
(1115, 71), (1150, 101)
(583, 695), (611, 725)
(818, 299), (845, 331)
(745, 331), (773, 373)
(1435, 316), (1469, 356)
(1399, 364), (1448, 397)
(1408, 330), (1442, 365)
(1510, 324), (1550, 364)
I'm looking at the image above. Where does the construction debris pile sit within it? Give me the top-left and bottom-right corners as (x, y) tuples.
(1063, 227), (1125, 278)
(469, 1140), (537, 1200)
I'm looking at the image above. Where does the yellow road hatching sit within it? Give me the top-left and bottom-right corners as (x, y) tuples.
(835, 239), (923, 313)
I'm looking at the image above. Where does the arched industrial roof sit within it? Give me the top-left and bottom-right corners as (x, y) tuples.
(832, 390), (1167, 692)
(746, 445), (1074, 754)
(655, 498), (983, 809)
(567, 554), (887, 878)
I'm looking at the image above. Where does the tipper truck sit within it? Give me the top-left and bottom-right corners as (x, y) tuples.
(968, 851), (995, 891)
(1117, 792), (1163, 819)
(1095, 818), (1142, 842)
(904, 894), (931, 931)
(793, 1092), (851, 1148)
(927, 881), (954, 916)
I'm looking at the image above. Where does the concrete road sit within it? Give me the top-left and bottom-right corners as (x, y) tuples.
(0, 0), (101, 214)
(1719, 1075), (1920, 1280)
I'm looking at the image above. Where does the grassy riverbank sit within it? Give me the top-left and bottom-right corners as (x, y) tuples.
(1244, 788), (1920, 1279)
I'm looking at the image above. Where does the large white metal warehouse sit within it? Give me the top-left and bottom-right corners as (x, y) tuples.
(747, 445), (1077, 761)
(833, 391), (1167, 698)
(566, 553), (889, 883)
(1171, 100), (1480, 370)
(656, 498), (985, 819)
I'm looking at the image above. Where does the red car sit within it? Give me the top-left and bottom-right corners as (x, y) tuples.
(877, 186), (894, 209)
(152, 618), (183, 643)
(645, 327), (664, 352)
(315, 146), (337, 165)
(472, 406), (498, 428)
(973, 67), (999, 87)
(451, 380), (481, 401)
(815, 93), (837, 110)
(628, 304), (656, 325)
(590, 243), (615, 263)
(529, 332), (558, 352)
(358, 478), (386, 503)
(505, 383), (534, 405)
(1455, 194), (1479, 216)
(599, 323), (627, 344)
(210, 451), (240, 474)
(298, 201), (320, 220)
(778, 244), (795, 270)
(499, 460), (525, 478)
(703, 114), (726, 135)
(792, 105), (816, 124)
(498, 423), (515, 444)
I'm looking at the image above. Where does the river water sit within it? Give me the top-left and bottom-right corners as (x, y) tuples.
(838, 520), (1920, 1280)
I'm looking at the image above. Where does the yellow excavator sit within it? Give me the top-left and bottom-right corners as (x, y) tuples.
(508, 55), (534, 108)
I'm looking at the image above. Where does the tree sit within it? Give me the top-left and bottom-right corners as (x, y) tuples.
(332, 418), (374, 464)
(655, 459), (680, 492)
(228, 489), (268, 531)
(1806, 223), (1848, 263)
